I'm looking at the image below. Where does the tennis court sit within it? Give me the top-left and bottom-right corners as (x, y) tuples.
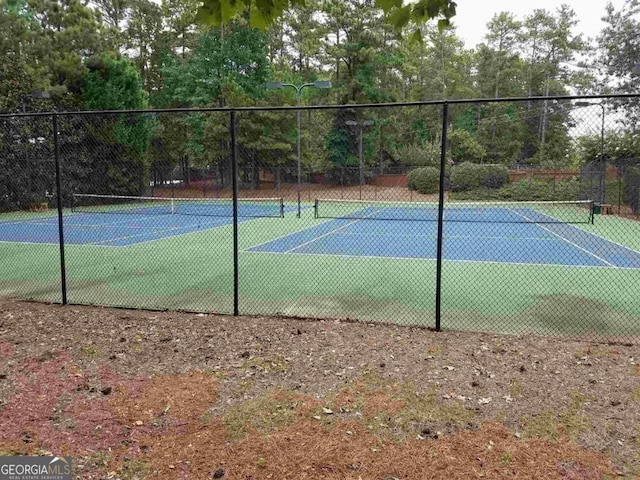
(0, 195), (287, 246)
(247, 199), (640, 269)
(2, 195), (640, 336)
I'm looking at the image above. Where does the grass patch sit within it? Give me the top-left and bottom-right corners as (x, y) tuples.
(241, 355), (290, 373)
(509, 380), (522, 398)
(117, 459), (148, 480)
(340, 371), (475, 440)
(223, 389), (320, 440)
(500, 450), (512, 465)
(520, 392), (590, 441)
(426, 344), (444, 356)
(79, 345), (101, 358)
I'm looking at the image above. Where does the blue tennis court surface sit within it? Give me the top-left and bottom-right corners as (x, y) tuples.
(0, 197), (295, 246)
(0, 213), (241, 246)
(247, 213), (640, 269)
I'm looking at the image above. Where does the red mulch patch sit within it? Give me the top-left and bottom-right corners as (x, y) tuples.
(134, 419), (616, 479)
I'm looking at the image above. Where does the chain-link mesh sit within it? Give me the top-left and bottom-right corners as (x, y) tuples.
(1, 95), (640, 342)
(440, 98), (640, 341)
(0, 114), (61, 302)
(235, 106), (438, 323)
(57, 111), (235, 313)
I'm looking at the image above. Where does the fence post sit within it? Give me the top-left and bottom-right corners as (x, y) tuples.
(435, 102), (449, 332)
(53, 114), (67, 305)
(230, 110), (239, 316)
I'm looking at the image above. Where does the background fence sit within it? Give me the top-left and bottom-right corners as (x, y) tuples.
(1, 94), (640, 343)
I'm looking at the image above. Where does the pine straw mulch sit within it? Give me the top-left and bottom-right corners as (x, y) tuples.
(0, 297), (638, 479)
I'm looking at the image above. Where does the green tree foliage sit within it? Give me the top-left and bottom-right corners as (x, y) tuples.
(157, 23), (273, 185)
(1, 0), (636, 188)
(596, 0), (640, 127)
(125, 0), (165, 92)
(474, 12), (524, 99)
(475, 103), (525, 165)
(61, 54), (154, 196)
(194, 0), (455, 39)
(449, 129), (485, 163)
(159, 23), (270, 107)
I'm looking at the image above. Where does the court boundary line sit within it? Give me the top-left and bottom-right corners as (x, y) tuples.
(0, 240), (110, 248)
(509, 208), (616, 267)
(78, 216), (240, 246)
(284, 208), (383, 254)
(301, 231), (559, 241)
(529, 208), (640, 257)
(0, 217), (236, 247)
(241, 249), (640, 270)
(1, 211), (161, 228)
(245, 218), (347, 251)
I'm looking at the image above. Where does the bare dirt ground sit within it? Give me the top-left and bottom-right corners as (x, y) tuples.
(0, 297), (639, 479)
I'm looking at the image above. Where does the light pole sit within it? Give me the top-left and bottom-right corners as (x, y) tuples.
(265, 80), (331, 217)
(576, 101), (605, 204)
(345, 119), (374, 199)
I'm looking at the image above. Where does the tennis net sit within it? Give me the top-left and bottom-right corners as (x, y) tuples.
(72, 194), (285, 218)
(314, 198), (595, 224)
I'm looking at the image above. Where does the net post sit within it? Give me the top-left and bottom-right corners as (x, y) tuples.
(435, 102), (449, 332)
(314, 198), (318, 219)
(230, 110), (239, 316)
(53, 113), (68, 305)
(280, 198), (285, 218)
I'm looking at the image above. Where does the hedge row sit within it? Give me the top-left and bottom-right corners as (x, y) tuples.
(408, 162), (508, 195)
(407, 167), (440, 194)
(450, 162), (509, 191)
(451, 178), (582, 202)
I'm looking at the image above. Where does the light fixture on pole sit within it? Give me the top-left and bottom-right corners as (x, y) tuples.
(576, 101), (606, 204)
(345, 119), (374, 198)
(265, 80), (332, 217)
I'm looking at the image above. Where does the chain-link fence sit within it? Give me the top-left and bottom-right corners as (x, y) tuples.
(1, 94), (640, 342)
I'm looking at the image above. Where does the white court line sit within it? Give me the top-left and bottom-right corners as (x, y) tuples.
(2, 212), (161, 228)
(508, 208), (616, 267)
(0, 218), (232, 247)
(528, 208), (640, 257)
(242, 249), (640, 270)
(86, 218), (229, 245)
(320, 231), (557, 241)
(0, 240), (115, 248)
(284, 208), (383, 254)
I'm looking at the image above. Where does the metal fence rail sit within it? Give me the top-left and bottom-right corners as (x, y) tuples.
(1, 93), (640, 343)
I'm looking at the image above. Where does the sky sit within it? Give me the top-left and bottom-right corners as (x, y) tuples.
(450, 0), (628, 49)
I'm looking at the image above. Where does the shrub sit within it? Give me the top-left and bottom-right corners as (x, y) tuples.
(407, 166), (440, 194)
(479, 164), (509, 189)
(449, 162), (483, 191)
(398, 143), (440, 166)
(450, 178), (582, 202)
